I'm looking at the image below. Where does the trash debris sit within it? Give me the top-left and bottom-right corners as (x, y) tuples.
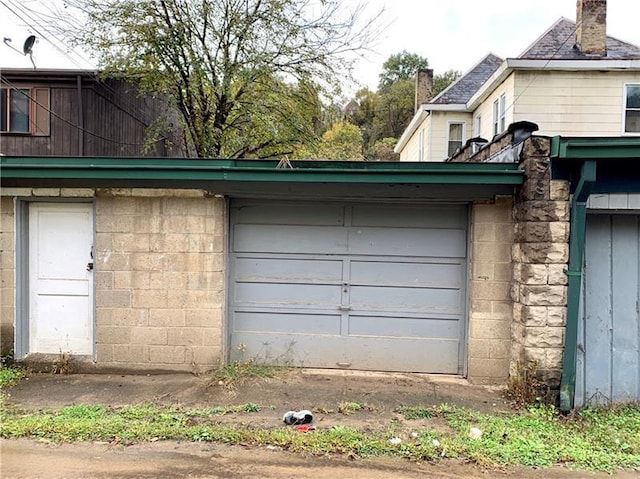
(432, 439), (440, 447)
(388, 437), (402, 445)
(283, 410), (313, 425)
(411, 431), (419, 439)
(469, 427), (483, 440)
(295, 425), (316, 433)
(266, 445), (280, 451)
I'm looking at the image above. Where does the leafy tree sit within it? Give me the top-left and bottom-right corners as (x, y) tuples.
(299, 121), (363, 160)
(368, 137), (398, 161)
(378, 50), (429, 90)
(59, 0), (381, 158)
(373, 79), (414, 139)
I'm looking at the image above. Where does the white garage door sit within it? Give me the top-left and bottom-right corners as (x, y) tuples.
(229, 200), (468, 374)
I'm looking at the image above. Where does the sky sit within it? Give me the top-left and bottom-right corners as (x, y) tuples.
(2, 0), (640, 92)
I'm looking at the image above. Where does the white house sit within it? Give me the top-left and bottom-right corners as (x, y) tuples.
(395, 0), (640, 161)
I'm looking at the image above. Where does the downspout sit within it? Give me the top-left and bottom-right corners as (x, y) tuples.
(559, 160), (596, 411)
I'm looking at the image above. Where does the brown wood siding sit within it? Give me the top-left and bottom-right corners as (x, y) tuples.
(0, 76), (183, 157)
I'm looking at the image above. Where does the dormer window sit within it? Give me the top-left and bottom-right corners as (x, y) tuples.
(0, 87), (50, 135)
(624, 84), (640, 134)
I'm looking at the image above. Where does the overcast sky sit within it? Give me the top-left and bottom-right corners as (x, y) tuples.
(2, 0), (640, 91)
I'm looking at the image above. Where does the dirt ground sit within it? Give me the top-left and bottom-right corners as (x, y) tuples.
(1, 370), (638, 478)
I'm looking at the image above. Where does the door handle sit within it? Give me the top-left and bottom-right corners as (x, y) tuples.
(86, 262), (94, 271)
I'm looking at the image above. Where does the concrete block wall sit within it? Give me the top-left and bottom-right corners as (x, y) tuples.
(467, 196), (514, 384)
(94, 189), (225, 373)
(0, 197), (16, 355)
(511, 137), (570, 387)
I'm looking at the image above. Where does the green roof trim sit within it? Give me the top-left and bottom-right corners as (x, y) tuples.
(0, 156), (523, 185)
(550, 136), (640, 160)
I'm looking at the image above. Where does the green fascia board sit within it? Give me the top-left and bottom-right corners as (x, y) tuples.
(0, 157), (523, 185)
(551, 136), (640, 160)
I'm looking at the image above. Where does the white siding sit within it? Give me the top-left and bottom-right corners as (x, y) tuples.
(473, 73), (516, 141)
(400, 115), (431, 162)
(428, 112), (473, 161)
(513, 71), (640, 136)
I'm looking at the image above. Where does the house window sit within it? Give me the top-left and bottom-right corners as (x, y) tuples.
(493, 93), (506, 136)
(447, 122), (464, 157)
(0, 87), (50, 135)
(418, 128), (425, 161)
(624, 84), (640, 133)
(473, 114), (481, 137)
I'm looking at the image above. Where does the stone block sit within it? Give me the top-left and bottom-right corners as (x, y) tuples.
(547, 307), (567, 326)
(522, 305), (548, 326)
(515, 222), (568, 243)
(545, 348), (563, 370)
(521, 137), (551, 159)
(516, 201), (569, 222)
(516, 243), (568, 264)
(149, 345), (186, 364)
(131, 327), (168, 345)
(525, 327), (564, 348)
(32, 188), (60, 197)
(547, 264), (568, 285)
(524, 347), (546, 364)
(549, 180), (570, 201)
(518, 264), (548, 284)
(520, 285), (566, 306)
(0, 188), (32, 197)
(518, 178), (550, 201)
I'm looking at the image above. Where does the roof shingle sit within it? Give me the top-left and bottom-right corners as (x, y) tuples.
(431, 53), (503, 105)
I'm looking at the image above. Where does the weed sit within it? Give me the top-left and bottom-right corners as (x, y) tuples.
(505, 360), (548, 408)
(0, 350), (15, 367)
(338, 401), (363, 414)
(396, 406), (434, 420)
(212, 360), (286, 390)
(52, 351), (73, 375)
(0, 366), (28, 389)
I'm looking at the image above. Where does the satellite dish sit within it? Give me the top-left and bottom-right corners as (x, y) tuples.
(23, 35), (36, 55)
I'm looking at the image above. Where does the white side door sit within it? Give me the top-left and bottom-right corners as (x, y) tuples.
(28, 203), (94, 355)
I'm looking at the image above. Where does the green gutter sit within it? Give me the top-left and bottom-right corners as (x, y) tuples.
(0, 156), (523, 185)
(559, 160), (596, 411)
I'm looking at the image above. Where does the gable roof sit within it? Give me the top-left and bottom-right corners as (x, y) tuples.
(519, 17), (640, 60)
(430, 53), (503, 105)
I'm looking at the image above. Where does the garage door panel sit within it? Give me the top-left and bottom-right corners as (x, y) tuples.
(234, 312), (341, 335)
(235, 282), (342, 307)
(233, 203), (345, 226)
(235, 257), (343, 283)
(352, 205), (467, 229)
(579, 214), (640, 406)
(230, 201), (468, 374)
(350, 260), (463, 288)
(348, 227), (466, 258)
(348, 315), (460, 339)
(234, 225), (348, 254)
(230, 333), (460, 373)
(350, 286), (462, 314)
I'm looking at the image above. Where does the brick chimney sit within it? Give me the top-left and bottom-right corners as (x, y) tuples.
(415, 68), (433, 112)
(576, 0), (607, 56)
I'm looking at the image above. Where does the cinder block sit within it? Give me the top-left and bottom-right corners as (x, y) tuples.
(113, 344), (149, 363)
(60, 188), (95, 197)
(96, 290), (132, 308)
(98, 253), (131, 271)
(185, 309), (222, 328)
(1, 188), (32, 197)
(132, 290), (168, 308)
(472, 281), (511, 301)
(95, 271), (114, 291)
(467, 358), (509, 381)
(189, 346), (220, 368)
(32, 188), (60, 196)
(473, 242), (512, 262)
(97, 326), (132, 345)
(167, 328), (205, 346)
(149, 309), (186, 327)
(112, 233), (150, 253)
(95, 344), (114, 362)
(109, 308), (149, 327)
(149, 345), (186, 364)
(131, 253), (164, 271)
(469, 319), (511, 340)
(131, 327), (168, 345)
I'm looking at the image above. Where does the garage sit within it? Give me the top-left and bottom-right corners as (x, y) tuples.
(576, 212), (640, 407)
(229, 199), (469, 374)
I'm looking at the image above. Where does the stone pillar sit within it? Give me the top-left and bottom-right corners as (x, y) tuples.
(512, 137), (570, 388)
(576, 0), (607, 56)
(0, 196), (16, 356)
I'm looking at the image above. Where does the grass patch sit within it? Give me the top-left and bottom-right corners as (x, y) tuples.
(396, 406), (434, 420)
(1, 401), (639, 471)
(212, 360), (287, 390)
(0, 366), (28, 389)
